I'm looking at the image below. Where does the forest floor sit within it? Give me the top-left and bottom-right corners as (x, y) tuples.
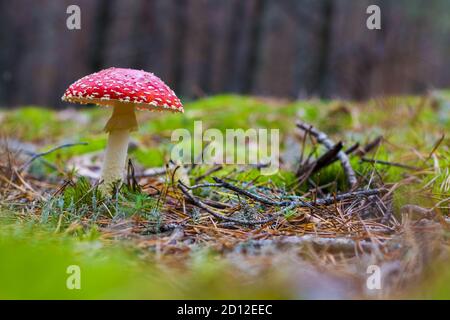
(0, 93), (449, 299)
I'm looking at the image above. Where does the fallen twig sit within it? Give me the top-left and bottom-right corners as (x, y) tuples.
(180, 178), (385, 226)
(302, 188), (386, 207)
(356, 135), (383, 156)
(360, 158), (419, 171)
(19, 142), (88, 173)
(185, 182), (223, 190)
(296, 121), (357, 188)
(234, 235), (379, 253)
(345, 142), (360, 155)
(296, 141), (343, 182)
(178, 181), (295, 225)
(212, 177), (277, 205)
(214, 177), (384, 207)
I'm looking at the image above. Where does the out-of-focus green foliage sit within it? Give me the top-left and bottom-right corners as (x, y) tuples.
(0, 222), (291, 299)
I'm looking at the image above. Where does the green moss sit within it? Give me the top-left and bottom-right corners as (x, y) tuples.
(1, 106), (63, 141)
(42, 135), (106, 164)
(0, 224), (136, 299)
(0, 222), (291, 299)
(132, 147), (165, 167)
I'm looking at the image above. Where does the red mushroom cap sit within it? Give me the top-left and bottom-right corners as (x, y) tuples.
(62, 67), (183, 113)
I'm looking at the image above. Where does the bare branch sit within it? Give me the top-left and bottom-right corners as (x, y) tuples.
(296, 121), (357, 187)
(18, 142), (88, 173)
(178, 181), (294, 226)
(361, 158), (420, 171)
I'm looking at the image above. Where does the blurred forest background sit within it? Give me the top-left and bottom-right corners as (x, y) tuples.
(0, 0), (449, 108)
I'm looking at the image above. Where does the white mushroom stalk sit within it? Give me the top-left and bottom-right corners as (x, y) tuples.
(100, 105), (138, 195)
(61, 67), (184, 197)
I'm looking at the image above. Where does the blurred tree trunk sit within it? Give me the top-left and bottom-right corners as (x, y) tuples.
(223, 0), (245, 92)
(169, 0), (188, 95)
(198, 1), (214, 95)
(308, 0), (334, 97)
(241, 0), (268, 94)
(89, 0), (115, 71)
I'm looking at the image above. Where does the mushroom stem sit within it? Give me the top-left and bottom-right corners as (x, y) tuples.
(100, 106), (137, 195)
(99, 129), (130, 195)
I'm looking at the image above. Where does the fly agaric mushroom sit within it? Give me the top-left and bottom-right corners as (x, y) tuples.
(62, 67), (183, 194)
